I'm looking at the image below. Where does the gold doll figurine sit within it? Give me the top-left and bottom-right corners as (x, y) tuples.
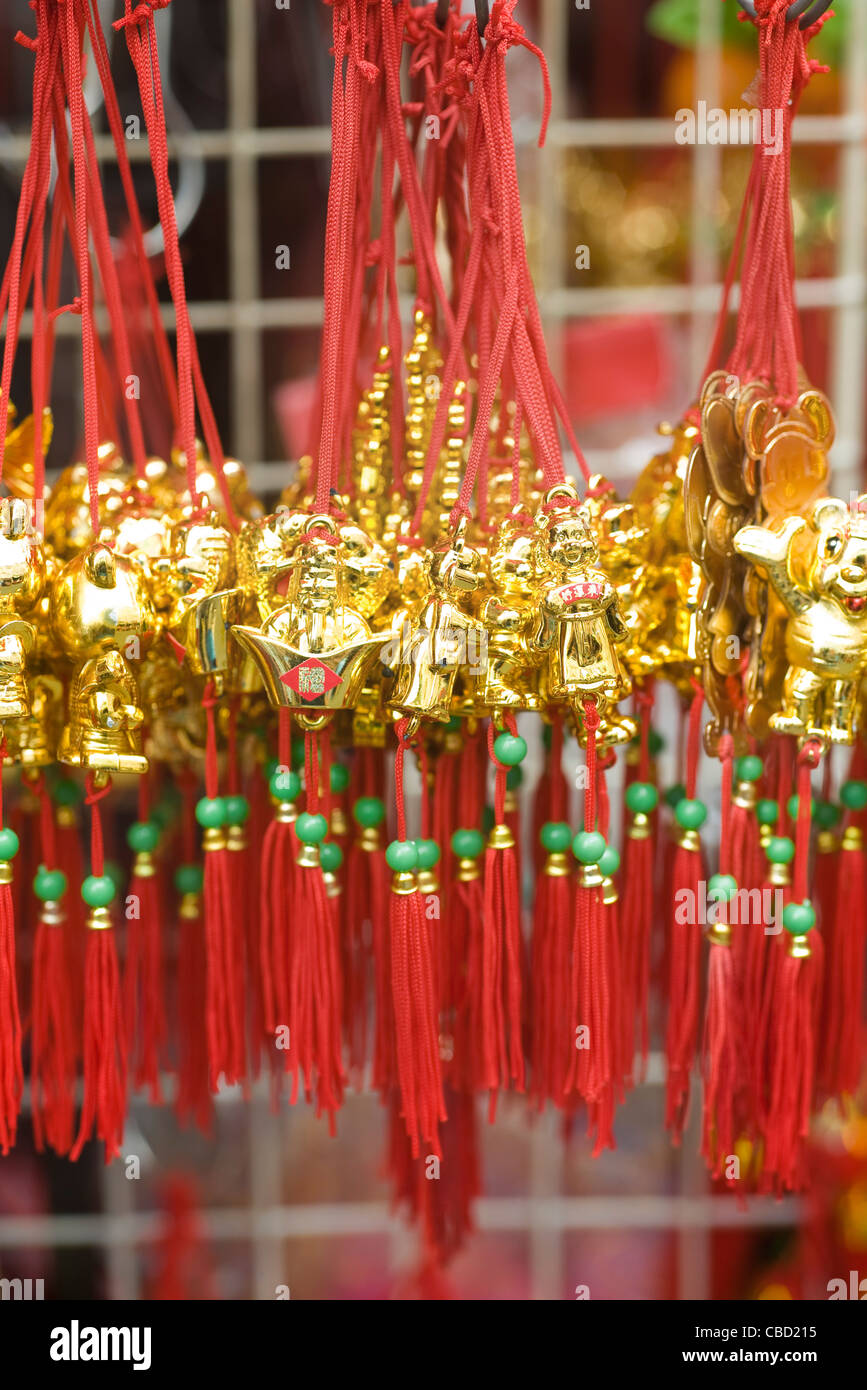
(477, 515), (542, 711)
(532, 488), (636, 747)
(51, 541), (157, 774)
(388, 520), (487, 731)
(0, 498), (46, 723)
(734, 497), (867, 747)
(231, 515), (387, 730)
(159, 508), (245, 691)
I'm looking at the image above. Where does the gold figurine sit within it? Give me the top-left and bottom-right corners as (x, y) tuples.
(734, 497), (867, 747)
(531, 487), (636, 747)
(50, 540), (156, 774)
(0, 498), (45, 740)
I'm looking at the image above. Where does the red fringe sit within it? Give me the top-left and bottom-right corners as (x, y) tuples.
(479, 839), (525, 1105)
(204, 846), (246, 1089)
(0, 879), (22, 1155)
(124, 868), (166, 1102)
(819, 828), (866, 1102)
(390, 886), (444, 1157)
(175, 900), (213, 1135)
(31, 908), (76, 1155)
(289, 857), (344, 1124)
(568, 875), (618, 1154)
(529, 866), (572, 1109)
(761, 936), (823, 1194)
(701, 940), (740, 1178)
(665, 842), (704, 1139)
(70, 926), (127, 1163)
(619, 833), (653, 1082)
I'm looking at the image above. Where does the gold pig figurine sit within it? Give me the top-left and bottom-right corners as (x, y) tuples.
(0, 497), (45, 724)
(51, 541), (157, 774)
(159, 509), (245, 691)
(532, 489), (636, 747)
(734, 497), (867, 746)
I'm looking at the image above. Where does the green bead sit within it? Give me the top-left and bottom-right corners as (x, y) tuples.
(353, 796), (385, 829)
(33, 866), (67, 902)
(319, 841), (343, 873)
(664, 783), (686, 810)
(446, 716), (462, 732)
(540, 821), (572, 854)
(330, 763), (350, 794)
(385, 839), (418, 872)
(196, 796), (227, 829)
(224, 794), (250, 826)
(783, 900), (815, 936)
(81, 874), (116, 908)
(493, 732), (528, 767)
(52, 777), (83, 808)
(814, 801), (840, 831)
(572, 830), (606, 865)
(599, 845), (620, 877)
(506, 766), (524, 791)
(265, 756), (279, 782)
(295, 812), (328, 845)
(269, 769), (300, 803)
(756, 799), (779, 827)
(451, 828), (484, 859)
(708, 872), (738, 903)
(0, 827), (20, 862)
(787, 793), (816, 822)
(735, 755), (763, 784)
(414, 839), (441, 871)
(648, 729), (665, 757)
(625, 781), (658, 815)
(675, 798), (707, 831)
(841, 780), (867, 813)
(766, 836), (795, 866)
(174, 863), (204, 895)
(126, 820), (159, 854)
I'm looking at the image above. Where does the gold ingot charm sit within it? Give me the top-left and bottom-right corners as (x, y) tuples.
(0, 498), (45, 724)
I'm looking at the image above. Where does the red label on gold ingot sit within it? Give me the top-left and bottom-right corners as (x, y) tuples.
(281, 657), (343, 702)
(556, 580), (603, 605)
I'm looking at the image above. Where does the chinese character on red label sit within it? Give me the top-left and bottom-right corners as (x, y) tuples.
(281, 658), (343, 702)
(556, 580), (603, 605)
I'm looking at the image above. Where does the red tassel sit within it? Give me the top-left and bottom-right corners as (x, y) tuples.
(762, 934), (823, 1193)
(700, 734), (741, 1178)
(70, 922), (127, 1163)
(71, 778), (127, 1162)
(566, 702), (619, 1154)
(201, 683), (246, 1090)
(761, 747), (823, 1194)
(818, 818), (866, 1102)
(55, 784), (87, 1040)
(342, 747), (384, 1077)
(448, 856), (483, 1092)
(619, 684), (656, 1082)
(282, 730), (344, 1125)
(530, 830), (573, 1110)
(664, 687), (704, 1140)
(174, 876), (212, 1135)
(124, 780), (166, 1102)
(389, 884), (444, 1156)
(31, 900), (76, 1156)
(389, 721), (445, 1155)
(477, 720), (524, 1110)
(0, 871), (22, 1157)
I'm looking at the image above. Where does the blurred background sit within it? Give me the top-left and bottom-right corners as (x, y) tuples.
(0, 0), (866, 1300)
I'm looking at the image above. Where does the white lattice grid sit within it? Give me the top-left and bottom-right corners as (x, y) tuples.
(0, 0), (864, 1300)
